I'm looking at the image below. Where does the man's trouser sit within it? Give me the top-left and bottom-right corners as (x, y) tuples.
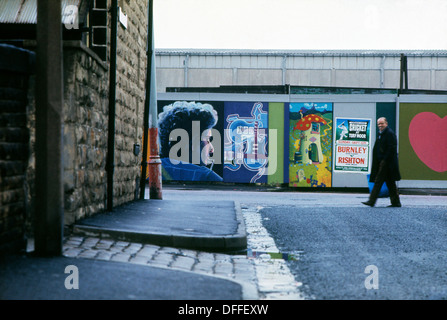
(369, 160), (401, 205)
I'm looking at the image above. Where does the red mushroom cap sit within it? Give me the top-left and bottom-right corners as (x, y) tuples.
(294, 114), (327, 130)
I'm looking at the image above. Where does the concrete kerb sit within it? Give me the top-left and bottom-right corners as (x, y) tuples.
(232, 200), (248, 251)
(72, 201), (248, 254)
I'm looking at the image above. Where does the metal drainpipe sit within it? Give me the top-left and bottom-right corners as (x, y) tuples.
(140, 0), (162, 200)
(281, 55), (287, 85)
(107, 0), (118, 211)
(139, 0), (150, 199)
(184, 54), (189, 87)
(380, 55), (386, 88)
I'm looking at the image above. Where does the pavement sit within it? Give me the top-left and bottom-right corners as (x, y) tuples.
(0, 186), (254, 301)
(0, 183), (445, 301)
(0, 254), (244, 300)
(72, 198), (247, 253)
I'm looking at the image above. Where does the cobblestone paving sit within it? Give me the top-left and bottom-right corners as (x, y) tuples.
(62, 206), (305, 300)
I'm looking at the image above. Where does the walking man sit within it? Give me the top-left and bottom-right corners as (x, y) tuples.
(362, 117), (402, 207)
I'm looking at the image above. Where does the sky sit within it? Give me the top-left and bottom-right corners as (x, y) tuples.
(154, 0), (447, 50)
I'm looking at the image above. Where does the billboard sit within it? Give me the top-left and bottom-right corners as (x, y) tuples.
(156, 100), (225, 182)
(399, 103), (447, 180)
(223, 102), (269, 183)
(289, 103), (333, 187)
(334, 118), (371, 172)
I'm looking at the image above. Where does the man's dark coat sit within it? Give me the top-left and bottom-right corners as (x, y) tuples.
(369, 126), (401, 182)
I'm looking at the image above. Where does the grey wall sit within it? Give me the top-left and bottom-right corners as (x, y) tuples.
(156, 50), (447, 93)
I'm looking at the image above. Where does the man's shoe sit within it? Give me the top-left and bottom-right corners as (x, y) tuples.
(387, 203), (402, 207)
(362, 201), (375, 207)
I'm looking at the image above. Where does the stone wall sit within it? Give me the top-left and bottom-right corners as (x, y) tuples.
(55, 0), (148, 222)
(58, 1), (149, 226)
(113, 0), (147, 206)
(0, 44), (34, 255)
(62, 43), (109, 225)
(57, 1), (147, 225)
(1, 0), (149, 253)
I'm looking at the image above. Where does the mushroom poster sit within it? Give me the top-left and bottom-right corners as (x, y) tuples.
(334, 118), (371, 172)
(289, 103), (333, 187)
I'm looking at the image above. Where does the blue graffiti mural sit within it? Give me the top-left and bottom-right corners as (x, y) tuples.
(224, 102), (269, 183)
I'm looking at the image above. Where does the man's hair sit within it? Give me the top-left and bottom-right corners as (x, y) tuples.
(377, 117), (388, 123)
(158, 101), (218, 158)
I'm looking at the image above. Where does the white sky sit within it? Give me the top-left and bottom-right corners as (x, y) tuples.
(154, 0), (447, 50)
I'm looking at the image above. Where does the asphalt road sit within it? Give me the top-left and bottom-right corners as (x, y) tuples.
(260, 205), (447, 300)
(163, 185), (447, 300)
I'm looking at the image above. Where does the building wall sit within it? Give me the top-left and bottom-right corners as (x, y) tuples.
(0, 45), (34, 255)
(58, 0), (148, 221)
(0, 0), (149, 255)
(156, 50), (447, 92)
(61, 44), (109, 225)
(113, 0), (147, 207)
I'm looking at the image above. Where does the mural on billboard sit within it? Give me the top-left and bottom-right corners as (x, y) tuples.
(289, 103), (333, 187)
(224, 102), (269, 183)
(399, 103), (447, 180)
(409, 112), (447, 173)
(156, 101), (224, 182)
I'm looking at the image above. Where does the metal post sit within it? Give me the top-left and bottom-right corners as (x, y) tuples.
(184, 54), (189, 87)
(139, 0), (150, 199)
(400, 53), (408, 91)
(399, 53), (404, 90)
(143, 0), (162, 199)
(404, 55), (408, 90)
(34, 0), (64, 256)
